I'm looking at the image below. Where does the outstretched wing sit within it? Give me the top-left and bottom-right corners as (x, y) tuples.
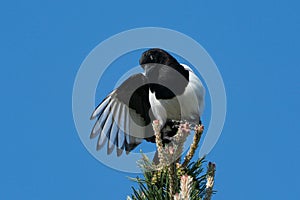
(90, 73), (153, 156)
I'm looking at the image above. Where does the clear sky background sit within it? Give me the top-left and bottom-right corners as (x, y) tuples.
(1, 0), (299, 199)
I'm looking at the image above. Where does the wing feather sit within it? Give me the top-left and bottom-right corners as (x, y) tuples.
(90, 99), (113, 139)
(107, 102), (121, 155)
(90, 73), (153, 156)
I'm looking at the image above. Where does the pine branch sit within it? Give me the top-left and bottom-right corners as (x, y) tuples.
(128, 120), (217, 200)
(204, 162), (216, 200)
(152, 120), (165, 166)
(182, 125), (204, 168)
(168, 162), (176, 198)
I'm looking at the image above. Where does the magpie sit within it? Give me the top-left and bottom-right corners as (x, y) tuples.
(90, 48), (205, 156)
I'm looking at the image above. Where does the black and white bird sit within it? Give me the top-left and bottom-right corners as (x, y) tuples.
(90, 48), (205, 156)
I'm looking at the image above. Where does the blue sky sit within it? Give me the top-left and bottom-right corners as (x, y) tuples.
(1, 0), (299, 199)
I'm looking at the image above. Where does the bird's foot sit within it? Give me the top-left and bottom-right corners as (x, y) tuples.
(170, 119), (201, 130)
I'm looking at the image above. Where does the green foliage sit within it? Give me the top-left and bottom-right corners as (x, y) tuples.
(127, 123), (216, 200)
(129, 156), (210, 200)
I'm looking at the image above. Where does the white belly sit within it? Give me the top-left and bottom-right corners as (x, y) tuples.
(149, 66), (205, 126)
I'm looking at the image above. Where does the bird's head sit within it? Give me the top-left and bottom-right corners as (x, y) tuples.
(139, 48), (180, 71)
